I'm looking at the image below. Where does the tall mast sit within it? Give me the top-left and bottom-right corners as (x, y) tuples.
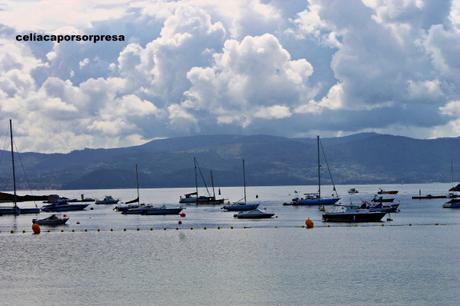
(210, 170), (216, 198)
(194, 157), (198, 199)
(451, 160), (454, 186)
(9, 119), (17, 208)
(135, 164), (140, 204)
(317, 135), (321, 197)
(243, 159), (247, 204)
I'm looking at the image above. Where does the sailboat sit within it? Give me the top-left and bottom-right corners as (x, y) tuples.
(223, 159), (259, 211)
(0, 120), (40, 215)
(287, 136), (340, 206)
(179, 157), (225, 205)
(121, 164), (183, 215)
(115, 164), (142, 213)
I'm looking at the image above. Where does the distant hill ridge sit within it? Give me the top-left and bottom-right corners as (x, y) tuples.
(0, 133), (459, 190)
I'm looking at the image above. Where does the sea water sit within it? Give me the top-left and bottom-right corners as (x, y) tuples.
(0, 183), (459, 305)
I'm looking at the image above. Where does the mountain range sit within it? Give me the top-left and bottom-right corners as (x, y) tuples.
(0, 133), (459, 190)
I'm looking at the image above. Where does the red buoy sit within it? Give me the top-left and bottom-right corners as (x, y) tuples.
(179, 212), (186, 218)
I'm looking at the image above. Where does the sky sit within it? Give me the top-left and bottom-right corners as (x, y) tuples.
(0, 0), (459, 152)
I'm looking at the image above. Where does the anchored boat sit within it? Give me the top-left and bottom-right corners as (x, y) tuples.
(223, 159), (260, 212)
(32, 214), (69, 226)
(41, 200), (88, 212)
(443, 198), (460, 208)
(179, 157), (225, 205)
(322, 207), (386, 222)
(121, 165), (183, 215)
(377, 189), (398, 195)
(0, 120), (40, 215)
(234, 209), (275, 219)
(286, 136), (340, 206)
(95, 196), (119, 205)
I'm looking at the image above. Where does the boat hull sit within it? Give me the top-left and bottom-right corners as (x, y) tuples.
(33, 218), (69, 226)
(223, 203), (259, 211)
(372, 197), (395, 203)
(322, 211), (386, 222)
(122, 206), (183, 215)
(19, 207), (40, 214)
(179, 197), (197, 204)
(142, 208), (183, 215)
(443, 199), (460, 208)
(235, 213), (274, 219)
(377, 190), (398, 195)
(0, 206), (40, 215)
(95, 201), (119, 205)
(0, 206), (20, 215)
(41, 203), (89, 212)
(290, 197), (340, 206)
(412, 195), (447, 199)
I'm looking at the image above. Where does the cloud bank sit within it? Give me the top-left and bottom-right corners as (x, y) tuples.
(0, 0), (458, 152)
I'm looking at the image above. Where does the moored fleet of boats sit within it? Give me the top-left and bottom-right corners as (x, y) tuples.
(0, 120), (459, 228)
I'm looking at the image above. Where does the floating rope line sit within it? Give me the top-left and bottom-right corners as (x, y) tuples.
(1, 222), (456, 235)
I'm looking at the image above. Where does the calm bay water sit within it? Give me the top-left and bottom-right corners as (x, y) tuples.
(1, 183), (460, 305)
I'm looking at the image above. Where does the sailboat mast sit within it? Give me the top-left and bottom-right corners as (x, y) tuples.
(194, 157), (198, 199)
(317, 135), (321, 197)
(451, 160), (454, 186)
(210, 170), (216, 198)
(135, 164), (140, 204)
(9, 119), (17, 207)
(243, 159), (247, 204)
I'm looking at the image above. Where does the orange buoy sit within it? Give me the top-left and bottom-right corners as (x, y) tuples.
(180, 212), (186, 218)
(32, 223), (41, 235)
(305, 218), (314, 229)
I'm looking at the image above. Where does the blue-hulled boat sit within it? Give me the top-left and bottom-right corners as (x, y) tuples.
(223, 159), (260, 212)
(290, 193), (340, 206)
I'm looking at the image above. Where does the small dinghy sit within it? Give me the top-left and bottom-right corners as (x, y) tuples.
(32, 214), (69, 226)
(234, 209), (275, 219)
